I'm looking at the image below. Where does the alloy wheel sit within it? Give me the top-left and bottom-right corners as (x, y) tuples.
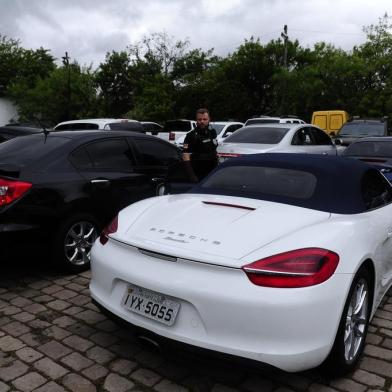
(63, 221), (98, 266)
(344, 277), (369, 363)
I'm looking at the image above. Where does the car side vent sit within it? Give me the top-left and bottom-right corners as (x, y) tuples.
(138, 248), (177, 262)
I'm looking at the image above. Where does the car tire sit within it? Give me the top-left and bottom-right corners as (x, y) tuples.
(321, 266), (372, 376)
(53, 213), (101, 273)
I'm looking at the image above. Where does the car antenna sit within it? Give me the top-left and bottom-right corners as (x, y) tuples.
(33, 115), (50, 142)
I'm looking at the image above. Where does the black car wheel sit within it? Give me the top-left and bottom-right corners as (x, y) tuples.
(53, 213), (100, 273)
(321, 266), (372, 376)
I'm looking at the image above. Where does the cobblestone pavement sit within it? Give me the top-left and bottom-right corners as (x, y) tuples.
(1, 261), (392, 392)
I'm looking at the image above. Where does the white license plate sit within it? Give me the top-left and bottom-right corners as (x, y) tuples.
(122, 285), (180, 326)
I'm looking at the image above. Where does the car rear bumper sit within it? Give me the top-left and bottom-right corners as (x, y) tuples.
(90, 239), (352, 372)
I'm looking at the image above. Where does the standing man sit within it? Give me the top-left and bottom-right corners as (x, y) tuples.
(182, 108), (218, 181)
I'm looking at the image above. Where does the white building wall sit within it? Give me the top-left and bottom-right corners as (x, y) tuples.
(0, 98), (18, 125)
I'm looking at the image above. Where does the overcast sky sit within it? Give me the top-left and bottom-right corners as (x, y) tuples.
(1, 0), (391, 68)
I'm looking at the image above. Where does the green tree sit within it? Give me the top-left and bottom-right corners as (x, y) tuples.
(95, 50), (134, 117)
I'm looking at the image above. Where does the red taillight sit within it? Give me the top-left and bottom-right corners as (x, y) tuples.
(217, 153), (242, 159)
(242, 248), (339, 288)
(100, 215), (118, 245)
(169, 131), (175, 141)
(0, 178), (32, 207)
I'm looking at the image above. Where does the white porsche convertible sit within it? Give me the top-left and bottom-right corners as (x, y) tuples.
(90, 153), (392, 375)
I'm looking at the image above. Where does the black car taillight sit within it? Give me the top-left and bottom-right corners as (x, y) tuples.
(0, 178), (32, 207)
(242, 248), (339, 288)
(169, 131), (175, 141)
(100, 215), (118, 245)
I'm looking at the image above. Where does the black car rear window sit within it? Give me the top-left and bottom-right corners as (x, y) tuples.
(200, 166), (317, 199)
(164, 121), (192, 132)
(0, 135), (69, 166)
(224, 126), (289, 144)
(344, 141), (392, 158)
(339, 122), (385, 136)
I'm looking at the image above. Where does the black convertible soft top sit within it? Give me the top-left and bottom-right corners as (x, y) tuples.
(191, 153), (385, 214)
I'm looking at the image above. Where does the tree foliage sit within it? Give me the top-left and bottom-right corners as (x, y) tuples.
(2, 16), (392, 125)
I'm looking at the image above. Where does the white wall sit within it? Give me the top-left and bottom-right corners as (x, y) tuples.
(0, 98), (18, 125)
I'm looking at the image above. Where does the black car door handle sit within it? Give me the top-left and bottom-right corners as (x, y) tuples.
(151, 177), (164, 182)
(91, 179), (111, 188)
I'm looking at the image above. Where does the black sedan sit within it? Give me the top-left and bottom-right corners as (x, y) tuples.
(0, 130), (182, 272)
(343, 137), (392, 182)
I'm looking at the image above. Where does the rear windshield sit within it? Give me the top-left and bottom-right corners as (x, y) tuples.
(245, 119), (279, 125)
(200, 166), (317, 199)
(224, 126), (289, 144)
(0, 135), (69, 166)
(339, 122), (385, 136)
(345, 141), (392, 158)
(164, 121), (192, 132)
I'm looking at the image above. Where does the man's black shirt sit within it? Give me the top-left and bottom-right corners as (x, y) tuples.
(183, 127), (218, 180)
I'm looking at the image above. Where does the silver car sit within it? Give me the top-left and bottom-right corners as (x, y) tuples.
(217, 123), (337, 162)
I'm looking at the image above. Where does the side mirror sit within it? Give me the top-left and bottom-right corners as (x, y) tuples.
(334, 138), (342, 146)
(330, 131), (336, 137)
(223, 132), (233, 138)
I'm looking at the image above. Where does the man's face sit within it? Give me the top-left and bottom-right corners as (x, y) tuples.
(196, 112), (210, 129)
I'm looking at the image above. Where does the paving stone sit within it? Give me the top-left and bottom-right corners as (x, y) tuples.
(38, 340), (72, 360)
(308, 384), (339, 392)
(61, 352), (94, 371)
(63, 335), (95, 352)
(96, 319), (119, 332)
(109, 358), (138, 375)
(63, 306), (84, 316)
(33, 295), (54, 303)
(352, 369), (385, 388)
(23, 303), (46, 314)
(379, 328), (392, 338)
(86, 346), (116, 364)
(154, 379), (189, 392)
(67, 322), (97, 337)
(41, 285), (63, 295)
(375, 309), (392, 321)
(46, 300), (70, 311)
(360, 356), (392, 377)
(33, 357), (69, 379)
(19, 331), (50, 347)
(371, 317), (392, 329)
(0, 316), (11, 327)
(1, 321), (31, 337)
(62, 373), (96, 392)
(33, 381), (66, 392)
(0, 336), (25, 352)
(330, 377), (367, 392)
(0, 380), (10, 392)
(15, 347), (43, 363)
(364, 344), (392, 360)
(82, 364), (109, 381)
(43, 325), (72, 340)
(11, 312), (35, 323)
(0, 360), (29, 382)
(1, 305), (21, 315)
(18, 289), (41, 298)
(131, 368), (162, 387)
(69, 294), (90, 306)
(52, 289), (77, 300)
(28, 281), (52, 290)
(10, 297), (33, 307)
(89, 331), (119, 347)
(12, 372), (46, 392)
(74, 309), (106, 324)
(103, 373), (134, 392)
(28, 319), (51, 329)
(52, 315), (77, 328)
(366, 332), (383, 345)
